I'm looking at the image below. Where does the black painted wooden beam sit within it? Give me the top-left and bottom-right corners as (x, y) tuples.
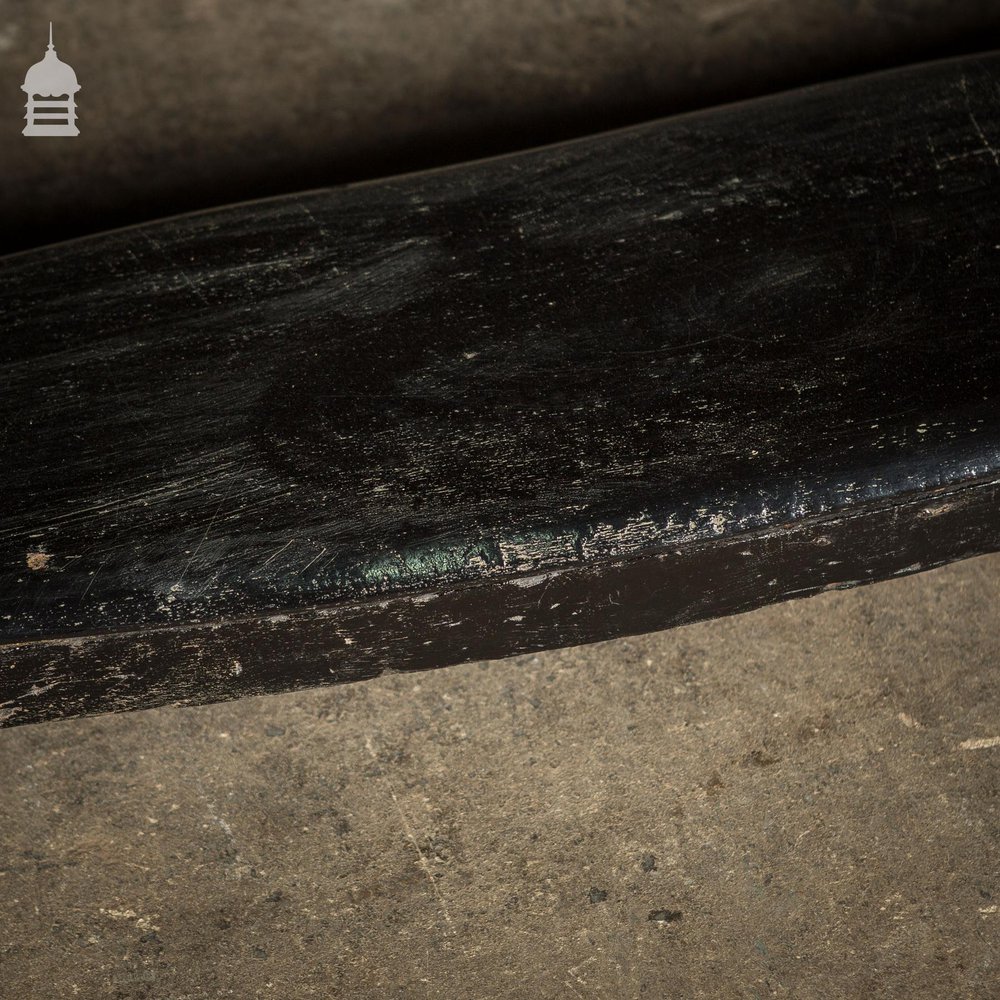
(3, 54), (1000, 726)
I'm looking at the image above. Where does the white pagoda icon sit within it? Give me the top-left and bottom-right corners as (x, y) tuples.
(22, 23), (80, 137)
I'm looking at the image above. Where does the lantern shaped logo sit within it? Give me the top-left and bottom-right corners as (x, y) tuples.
(22, 23), (80, 137)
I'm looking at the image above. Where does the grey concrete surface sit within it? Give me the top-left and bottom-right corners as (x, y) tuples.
(3, 1), (1000, 254)
(1, 553), (997, 998)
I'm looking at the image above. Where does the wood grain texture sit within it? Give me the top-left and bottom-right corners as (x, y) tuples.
(3, 53), (1000, 726)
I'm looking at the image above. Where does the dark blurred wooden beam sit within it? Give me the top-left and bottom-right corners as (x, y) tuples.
(5, 0), (1000, 257)
(3, 53), (1000, 726)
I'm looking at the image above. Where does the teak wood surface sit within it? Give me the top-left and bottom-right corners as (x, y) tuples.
(2, 53), (999, 726)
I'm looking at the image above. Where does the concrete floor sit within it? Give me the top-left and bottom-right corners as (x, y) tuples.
(1, 553), (997, 998)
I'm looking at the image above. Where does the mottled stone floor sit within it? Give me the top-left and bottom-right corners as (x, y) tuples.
(1, 554), (997, 998)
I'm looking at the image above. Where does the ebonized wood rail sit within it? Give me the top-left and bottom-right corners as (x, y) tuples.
(3, 54), (1000, 726)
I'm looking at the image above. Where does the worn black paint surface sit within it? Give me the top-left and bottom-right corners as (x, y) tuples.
(2, 54), (1000, 725)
